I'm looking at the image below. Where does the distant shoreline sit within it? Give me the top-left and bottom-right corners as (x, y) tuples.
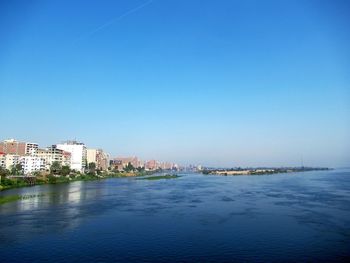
(201, 167), (331, 176)
(0, 167), (332, 193)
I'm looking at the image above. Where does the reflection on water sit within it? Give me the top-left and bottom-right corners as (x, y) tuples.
(0, 180), (107, 242)
(0, 170), (350, 262)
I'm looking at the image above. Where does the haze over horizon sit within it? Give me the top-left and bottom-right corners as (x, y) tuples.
(1, 0), (349, 168)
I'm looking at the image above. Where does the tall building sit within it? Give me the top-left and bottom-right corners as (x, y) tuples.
(56, 141), (86, 172)
(86, 149), (109, 171)
(0, 139), (38, 156)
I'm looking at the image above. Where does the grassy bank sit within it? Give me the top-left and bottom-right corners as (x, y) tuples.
(0, 193), (47, 205)
(0, 170), (157, 191)
(138, 174), (180, 180)
(0, 171), (163, 205)
(0, 195), (21, 205)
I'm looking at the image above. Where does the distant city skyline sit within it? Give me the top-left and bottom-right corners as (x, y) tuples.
(1, 0), (349, 168)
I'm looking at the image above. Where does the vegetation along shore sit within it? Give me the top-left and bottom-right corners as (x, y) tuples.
(0, 161), (159, 191)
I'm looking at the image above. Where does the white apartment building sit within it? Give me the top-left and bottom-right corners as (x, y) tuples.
(20, 156), (46, 175)
(5, 154), (21, 170)
(56, 141), (86, 172)
(0, 153), (45, 174)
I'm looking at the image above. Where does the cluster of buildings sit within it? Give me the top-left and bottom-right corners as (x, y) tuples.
(109, 157), (178, 171)
(0, 139), (108, 175)
(0, 139), (178, 175)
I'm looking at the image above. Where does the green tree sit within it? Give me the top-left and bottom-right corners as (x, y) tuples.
(10, 164), (23, 175)
(124, 162), (135, 172)
(10, 165), (16, 175)
(0, 167), (10, 184)
(50, 161), (61, 175)
(88, 162), (96, 174)
(15, 164), (22, 172)
(61, 165), (71, 176)
(0, 166), (9, 177)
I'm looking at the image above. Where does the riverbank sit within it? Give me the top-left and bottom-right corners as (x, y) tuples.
(0, 173), (180, 205)
(0, 170), (157, 191)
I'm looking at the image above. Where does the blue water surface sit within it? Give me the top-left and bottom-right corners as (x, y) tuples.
(0, 169), (349, 262)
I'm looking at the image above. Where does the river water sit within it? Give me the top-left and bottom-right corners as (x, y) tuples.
(0, 169), (349, 262)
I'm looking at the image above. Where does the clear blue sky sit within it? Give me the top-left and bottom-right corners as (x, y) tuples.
(1, 0), (349, 167)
